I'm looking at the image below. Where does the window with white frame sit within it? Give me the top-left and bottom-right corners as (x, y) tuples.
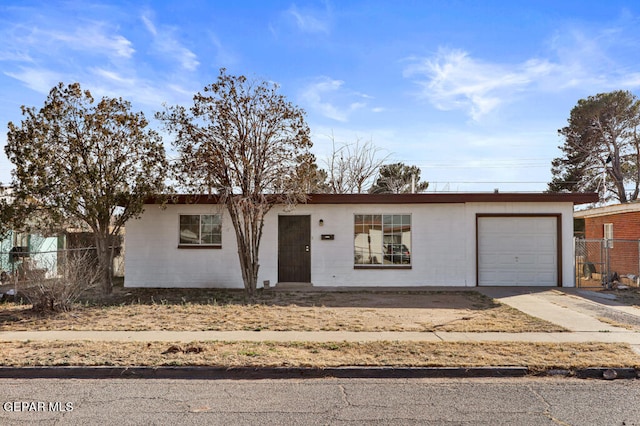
(354, 214), (411, 267)
(604, 223), (613, 248)
(179, 214), (222, 246)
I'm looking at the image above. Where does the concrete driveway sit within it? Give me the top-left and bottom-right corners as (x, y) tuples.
(478, 287), (640, 332)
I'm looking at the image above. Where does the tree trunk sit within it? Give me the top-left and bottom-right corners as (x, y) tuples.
(236, 243), (257, 303)
(609, 170), (627, 203)
(228, 199), (266, 304)
(632, 138), (640, 201)
(94, 233), (114, 295)
(240, 251), (259, 303)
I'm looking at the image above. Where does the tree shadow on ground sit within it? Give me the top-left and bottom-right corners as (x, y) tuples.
(75, 285), (500, 310)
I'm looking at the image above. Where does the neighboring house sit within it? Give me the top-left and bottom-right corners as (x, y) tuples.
(0, 230), (62, 280)
(574, 203), (640, 284)
(0, 187), (120, 283)
(125, 192), (596, 289)
(0, 186), (62, 280)
(574, 203), (640, 240)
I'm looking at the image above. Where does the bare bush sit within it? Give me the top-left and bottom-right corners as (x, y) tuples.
(22, 250), (100, 312)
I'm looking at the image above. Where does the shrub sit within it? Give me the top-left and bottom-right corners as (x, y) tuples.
(22, 250), (100, 312)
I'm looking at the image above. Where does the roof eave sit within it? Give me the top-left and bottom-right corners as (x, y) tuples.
(146, 192), (599, 205)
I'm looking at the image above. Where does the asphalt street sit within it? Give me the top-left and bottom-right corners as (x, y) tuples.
(1, 377), (639, 425)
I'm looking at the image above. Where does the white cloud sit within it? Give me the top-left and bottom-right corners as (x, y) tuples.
(87, 67), (194, 108)
(90, 68), (136, 86)
(285, 4), (330, 34)
(404, 48), (556, 121)
(166, 83), (197, 99)
(48, 25), (135, 59)
(166, 41), (199, 71)
(141, 13), (157, 36)
(4, 67), (64, 94)
(207, 33), (237, 66)
(619, 73), (640, 87)
(300, 77), (370, 122)
(0, 9), (197, 109)
(92, 81), (171, 108)
(0, 50), (33, 62)
(405, 17), (640, 122)
(139, 13), (199, 71)
(0, 22), (135, 62)
(544, 23), (640, 91)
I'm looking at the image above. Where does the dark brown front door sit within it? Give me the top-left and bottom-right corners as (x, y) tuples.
(278, 215), (311, 283)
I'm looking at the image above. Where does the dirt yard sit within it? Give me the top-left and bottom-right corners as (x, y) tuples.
(0, 288), (564, 332)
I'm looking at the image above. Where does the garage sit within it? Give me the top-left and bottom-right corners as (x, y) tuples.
(477, 215), (560, 286)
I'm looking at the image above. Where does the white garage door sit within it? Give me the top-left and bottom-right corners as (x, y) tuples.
(478, 216), (558, 286)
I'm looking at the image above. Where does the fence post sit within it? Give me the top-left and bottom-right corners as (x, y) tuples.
(573, 236), (580, 287)
(574, 237), (583, 288)
(599, 239), (603, 286)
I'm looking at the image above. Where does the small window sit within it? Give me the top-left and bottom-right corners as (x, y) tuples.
(354, 214), (411, 267)
(179, 214), (222, 247)
(604, 223), (613, 248)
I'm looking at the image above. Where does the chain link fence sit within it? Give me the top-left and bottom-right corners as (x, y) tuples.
(0, 246), (124, 294)
(575, 238), (640, 288)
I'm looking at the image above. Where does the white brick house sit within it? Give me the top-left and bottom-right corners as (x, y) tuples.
(124, 193), (596, 289)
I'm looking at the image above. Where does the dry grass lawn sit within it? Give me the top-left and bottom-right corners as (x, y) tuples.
(2, 288), (636, 369)
(0, 340), (636, 369)
(0, 289), (565, 332)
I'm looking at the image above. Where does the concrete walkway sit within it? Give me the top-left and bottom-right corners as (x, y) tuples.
(2, 329), (640, 345)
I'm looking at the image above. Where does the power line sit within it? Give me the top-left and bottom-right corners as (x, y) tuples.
(421, 165), (549, 169)
(396, 159), (552, 169)
(428, 181), (550, 184)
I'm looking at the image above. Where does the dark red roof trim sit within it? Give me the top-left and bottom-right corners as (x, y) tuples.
(149, 192), (598, 206)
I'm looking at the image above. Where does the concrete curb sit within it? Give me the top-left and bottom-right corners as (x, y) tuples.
(0, 366), (637, 380)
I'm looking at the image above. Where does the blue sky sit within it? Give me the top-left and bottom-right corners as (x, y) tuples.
(1, 0), (639, 192)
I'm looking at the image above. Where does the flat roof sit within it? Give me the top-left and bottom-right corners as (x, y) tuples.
(574, 202), (640, 218)
(150, 192), (598, 205)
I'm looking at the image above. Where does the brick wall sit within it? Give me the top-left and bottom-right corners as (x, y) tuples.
(584, 212), (640, 276)
(584, 212), (640, 240)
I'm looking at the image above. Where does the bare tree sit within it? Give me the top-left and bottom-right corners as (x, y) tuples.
(157, 69), (313, 301)
(324, 135), (389, 193)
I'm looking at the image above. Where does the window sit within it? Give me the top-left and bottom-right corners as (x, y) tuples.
(354, 214), (411, 267)
(179, 214), (222, 247)
(604, 223), (613, 248)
